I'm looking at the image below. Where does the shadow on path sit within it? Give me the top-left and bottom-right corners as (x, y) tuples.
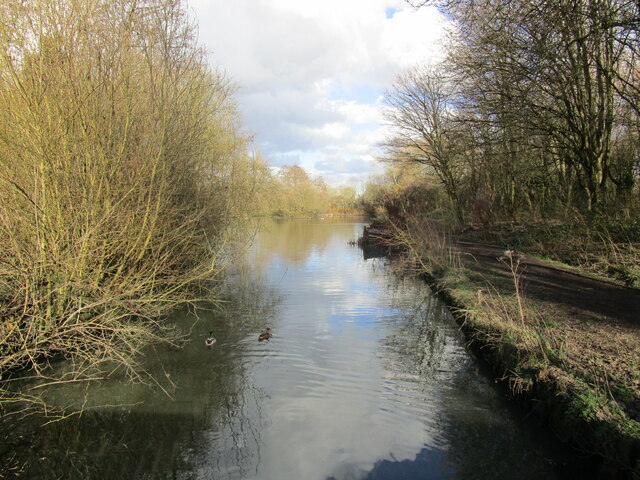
(456, 241), (640, 326)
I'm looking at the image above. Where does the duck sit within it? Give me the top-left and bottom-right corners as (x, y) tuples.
(258, 327), (272, 342)
(205, 331), (217, 348)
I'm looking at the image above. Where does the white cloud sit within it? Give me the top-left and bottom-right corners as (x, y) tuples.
(188, 0), (448, 185)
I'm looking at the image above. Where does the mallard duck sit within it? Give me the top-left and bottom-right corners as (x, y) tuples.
(205, 331), (217, 348)
(258, 328), (272, 342)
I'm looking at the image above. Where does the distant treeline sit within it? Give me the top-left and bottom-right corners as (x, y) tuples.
(255, 164), (360, 218)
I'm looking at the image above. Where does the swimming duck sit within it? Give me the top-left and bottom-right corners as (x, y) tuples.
(205, 331), (217, 348)
(258, 328), (272, 342)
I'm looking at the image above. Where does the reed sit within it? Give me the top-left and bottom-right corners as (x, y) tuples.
(385, 214), (462, 276)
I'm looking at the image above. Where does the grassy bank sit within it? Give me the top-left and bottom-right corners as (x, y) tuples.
(363, 217), (640, 479)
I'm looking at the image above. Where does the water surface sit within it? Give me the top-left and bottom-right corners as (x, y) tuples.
(3, 218), (576, 479)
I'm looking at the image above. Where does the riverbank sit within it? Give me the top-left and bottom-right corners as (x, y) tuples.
(361, 221), (640, 479)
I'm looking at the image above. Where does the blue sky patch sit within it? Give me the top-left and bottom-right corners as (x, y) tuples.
(328, 81), (382, 105)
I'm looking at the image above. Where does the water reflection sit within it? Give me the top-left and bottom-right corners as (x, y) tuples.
(250, 217), (353, 270)
(1, 218), (577, 479)
(2, 277), (280, 479)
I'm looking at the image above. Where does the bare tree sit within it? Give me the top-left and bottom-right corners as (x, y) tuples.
(383, 65), (467, 224)
(444, 0), (639, 212)
(0, 0), (265, 408)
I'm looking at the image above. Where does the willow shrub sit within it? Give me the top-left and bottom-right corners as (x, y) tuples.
(0, 0), (259, 405)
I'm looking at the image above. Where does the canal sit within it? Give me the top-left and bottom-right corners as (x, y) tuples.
(3, 218), (578, 479)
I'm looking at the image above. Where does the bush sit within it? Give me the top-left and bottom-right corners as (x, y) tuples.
(0, 0), (260, 405)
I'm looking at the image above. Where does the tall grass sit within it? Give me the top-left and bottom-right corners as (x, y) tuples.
(384, 214), (462, 277)
(0, 0), (261, 408)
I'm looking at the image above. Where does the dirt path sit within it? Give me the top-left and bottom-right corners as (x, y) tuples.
(455, 240), (640, 326)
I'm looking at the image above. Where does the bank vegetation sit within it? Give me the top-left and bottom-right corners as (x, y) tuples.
(0, 0), (268, 409)
(365, 0), (640, 283)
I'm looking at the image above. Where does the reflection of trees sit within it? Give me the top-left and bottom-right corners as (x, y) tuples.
(190, 375), (267, 479)
(377, 274), (573, 480)
(217, 273), (283, 332)
(381, 293), (450, 383)
(251, 218), (363, 271)
(0, 277), (282, 479)
(438, 366), (584, 480)
(3, 377), (268, 479)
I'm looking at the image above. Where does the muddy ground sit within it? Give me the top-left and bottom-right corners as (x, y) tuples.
(454, 240), (639, 415)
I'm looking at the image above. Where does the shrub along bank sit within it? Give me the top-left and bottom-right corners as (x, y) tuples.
(0, 0), (264, 410)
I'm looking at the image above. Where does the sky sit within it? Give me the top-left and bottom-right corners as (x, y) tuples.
(188, 0), (448, 187)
